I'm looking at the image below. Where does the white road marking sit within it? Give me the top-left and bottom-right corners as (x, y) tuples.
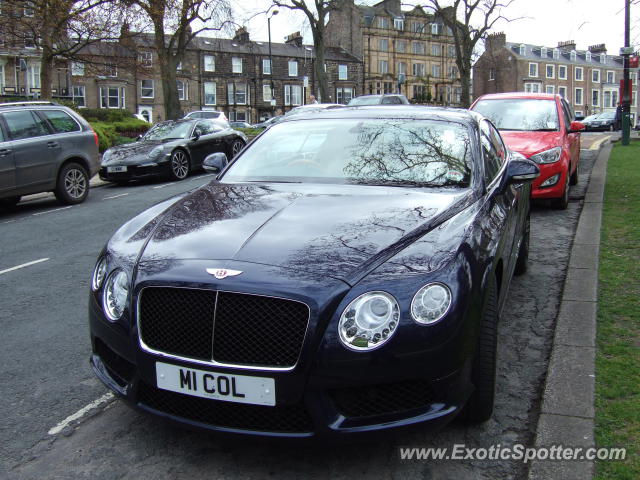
(153, 182), (175, 189)
(0, 258), (49, 275)
(48, 392), (115, 435)
(32, 206), (72, 216)
(103, 193), (130, 200)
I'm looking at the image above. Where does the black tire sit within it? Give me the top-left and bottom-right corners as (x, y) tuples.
(169, 149), (190, 180)
(514, 212), (530, 276)
(229, 139), (245, 158)
(463, 278), (499, 423)
(553, 174), (569, 210)
(0, 196), (21, 207)
(54, 162), (89, 205)
(569, 166), (579, 186)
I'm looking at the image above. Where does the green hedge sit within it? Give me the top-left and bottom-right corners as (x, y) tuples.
(80, 108), (133, 122)
(89, 118), (150, 152)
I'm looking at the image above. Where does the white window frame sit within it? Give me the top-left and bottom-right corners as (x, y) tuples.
(558, 65), (567, 80)
(575, 66), (583, 81)
(379, 60), (389, 74)
(72, 85), (85, 107)
(529, 62), (538, 77)
(377, 16), (389, 29)
(541, 47), (547, 58)
(431, 64), (441, 78)
(288, 60), (298, 77)
(232, 57), (243, 74)
(524, 82), (541, 93)
(558, 86), (567, 99)
(600, 54), (606, 64)
(262, 59), (271, 75)
(140, 79), (154, 98)
(592, 69), (600, 83)
(546, 64), (554, 79)
(24, 1), (34, 16)
(139, 51), (152, 67)
(27, 64), (40, 89)
(99, 86), (125, 109)
(397, 62), (406, 75)
(431, 23), (442, 35)
(395, 40), (406, 53)
(575, 110), (583, 117)
(204, 55), (215, 72)
(592, 89), (600, 107)
(413, 63), (424, 77)
(263, 84), (272, 102)
(606, 70), (615, 84)
(177, 80), (187, 101)
(518, 44), (526, 55)
(338, 64), (348, 80)
(284, 84), (302, 106)
(545, 85), (555, 94)
(570, 50), (577, 61)
(394, 18), (404, 30)
(431, 44), (441, 56)
(379, 39), (389, 52)
(336, 87), (354, 104)
(204, 82), (216, 105)
(586, 52), (592, 62)
(553, 48), (560, 60)
(71, 62), (85, 76)
(574, 87), (583, 105)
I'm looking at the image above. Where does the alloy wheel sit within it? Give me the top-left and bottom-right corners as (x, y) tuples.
(64, 168), (87, 199)
(171, 151), (189, 179)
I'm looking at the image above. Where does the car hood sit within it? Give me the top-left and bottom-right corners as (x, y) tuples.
(128, 182), (473, 285)
(102, 139), (178, 165)
(499, 131), (562, 157)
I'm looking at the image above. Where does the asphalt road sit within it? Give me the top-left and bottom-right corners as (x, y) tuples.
(0, 137), (604, 479)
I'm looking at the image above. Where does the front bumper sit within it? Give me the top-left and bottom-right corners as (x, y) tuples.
(99, 161), (171, 182)
(530, 162), (568, 200)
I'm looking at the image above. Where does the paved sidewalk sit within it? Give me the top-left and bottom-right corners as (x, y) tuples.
(527, 140), (612, 479)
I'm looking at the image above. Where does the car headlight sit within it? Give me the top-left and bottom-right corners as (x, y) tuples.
(102, 269), (129, 321)
(530, 147), (562, 164)
(148, 146), (165, 158)
(91, 257), (107, 291)
(411, 283), (452, 324)
(338, 291), (400, 351)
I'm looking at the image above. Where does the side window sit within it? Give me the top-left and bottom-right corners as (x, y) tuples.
(561, 99), (573, 128)
(487, 123), (507, 166)
(381, 97), (393, 104)
(40, 110), (81, 133)
(195, 121), (215, 135)
(480, 121), (502, 184)
(0, 125), (4, 142)
(2, 110), (49, 140)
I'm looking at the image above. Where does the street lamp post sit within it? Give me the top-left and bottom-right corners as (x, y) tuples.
(268, 9), (279, 116)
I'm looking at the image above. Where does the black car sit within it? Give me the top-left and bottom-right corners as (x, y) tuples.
(99, 119), (247, 183)
(586, 111), (617, 131)
(348, 94), (410, 106)
(89, 106), (539, 438)
(252, 115), (283, 129)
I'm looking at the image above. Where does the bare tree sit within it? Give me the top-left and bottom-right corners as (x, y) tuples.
(425, 0), (516, 107)
(271, 0), (338, 102)
(124, 0), (233, 119)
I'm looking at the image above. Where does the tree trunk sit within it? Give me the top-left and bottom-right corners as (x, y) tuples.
(39, 47), (54, 100)
(313, 27), (329, 102)
(159, 57), (182, 119)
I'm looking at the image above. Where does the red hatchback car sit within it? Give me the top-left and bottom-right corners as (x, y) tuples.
(470, 93), (584, 209)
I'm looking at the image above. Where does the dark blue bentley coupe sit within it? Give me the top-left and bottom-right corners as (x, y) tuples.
(89, 106), (539, 438)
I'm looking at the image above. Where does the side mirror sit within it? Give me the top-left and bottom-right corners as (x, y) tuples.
(136, 134), (143, 141)
(569, 121), (585, 133)
(203, 152), (228, 173)
(192, 129), (202, 141)
(504, 156), (540, 186)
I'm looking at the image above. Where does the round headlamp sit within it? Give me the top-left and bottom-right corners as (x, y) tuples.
(411, 283), (452, 324)
(338, 291), (400, 351)
(148, 146), (165, 158)
(91, 257), (107, 291)
(102, 269), (129, 321)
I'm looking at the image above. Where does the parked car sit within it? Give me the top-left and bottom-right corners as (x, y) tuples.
(183, 110), (229, 127)
(283, 103), (344, 118)
(0, 101), (100, 207)
(229, 121), (252, 129)
(585, 111), (617, 131)
(580, 113), (602, 131)
(89, 106), (539, 438)
(99, 118), (247, 183)
(252, 115), (283, 129)
(471, 92), (584, 209)
(347, 94), (410, 106)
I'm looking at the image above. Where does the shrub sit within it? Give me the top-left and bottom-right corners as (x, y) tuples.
(89, 121), (118, 152)
(79, 108), (133, 123)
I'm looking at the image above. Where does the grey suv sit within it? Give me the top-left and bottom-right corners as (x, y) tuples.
(0, 101), (100, 206)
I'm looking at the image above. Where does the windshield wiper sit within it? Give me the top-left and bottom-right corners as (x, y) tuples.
(354, 180), (448, 188)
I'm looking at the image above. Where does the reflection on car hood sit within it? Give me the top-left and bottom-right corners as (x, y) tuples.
(102, 140), (173, 165)
(499, 131), (562, 157)
(134, 182), (472, 284)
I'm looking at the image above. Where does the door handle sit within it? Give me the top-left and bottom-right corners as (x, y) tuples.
(0, 148), (11, 156)
(47, 141), (59, 148)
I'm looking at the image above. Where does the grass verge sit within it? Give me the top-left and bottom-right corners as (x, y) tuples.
(595, 140), (640, 479)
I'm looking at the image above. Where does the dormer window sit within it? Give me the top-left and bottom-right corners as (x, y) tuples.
(600, 54), (606, 64)
(519, 44), (526, 55)
(570, 50), (577, 61)
(553, 48), (560, 60)
(586, 51), (592, 62)
(541, 47), (547, 58)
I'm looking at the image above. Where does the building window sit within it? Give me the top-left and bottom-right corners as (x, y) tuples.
(379, 39), (389, 51)
(600, 54), (606, 64)
(558, 86), (567, 99)
(204, 55), (215, 72)
(394, 18), (404, 30)
(413, 63), (425, 77)
(575, 67), (583, 81)
(99, 86), (125, 109)
(592, 89), (599, 106)
(140, 79), (154, 98)
(139, 51), (152, 67)
(103, 64), (117, 77)
(603, 89), (617, 108)
(336, 87), (354, 104)
(575, 87), (583, 105)
(177, 80), (187, 100)
(431, 64), (441, 78)
(528, 62), (538, 77)
(558, 65), (567, 80)
(412, 41), (425, 55)
(541, 47), (547, 58)
(232, 57), (242, 74)
(395, 40), (406, 53)
(606, 71), (615, 83)
(72, 85), (85, 107)
(431, 23), (442, 35)
(592, 69), (600, 83)
(489, 68), (495, 81)
(586, 52), (592, 62)
(228, 83), (247, 105)
(377, 16), (389, 28)
(288, 60), (298, 76)
(570, 50), (577, 61)
(519, 44), (526, 55)
(546, 64), (554, 78)
(575, 110), (583, 117)
(412, 21), (425, 33)
(263, 84), (272, 102)
(448, 45), (455, 57)
(379, 60), (389, 74)
(338, 64), (348, 80)
(228, 110), (248, 123)
(397, 62), (406, 75)
(204, 82), (216, 105)
(448, 65), (457, 79)
(553, 48), (560, 60)
(431, 44), (442, 56)
(524, 82), (541, 93)
(546, 85), (555, 94)
(24, 1), (34, 16)
(383, 81), (393, 93)
(262, 58), (271, 75)
(27, 64), (40, 89)
(284, 84), (302, 106)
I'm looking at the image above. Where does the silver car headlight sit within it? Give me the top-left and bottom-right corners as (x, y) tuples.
(338, 291), (400, 351)
(91, 257), (108, 291)
(148, 146), (165, 158)
(102, 269), (129, 321)
(530, 146), (562, 164)
(411, 283), (452, 325)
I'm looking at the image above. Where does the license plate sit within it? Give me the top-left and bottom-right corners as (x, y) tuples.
(107, 166), (127, 173)
(155, 362), (275, 406)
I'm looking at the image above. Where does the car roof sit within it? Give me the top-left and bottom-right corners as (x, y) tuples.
(474, 92), (559, 101)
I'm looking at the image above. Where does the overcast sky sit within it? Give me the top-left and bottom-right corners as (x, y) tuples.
(231, 0), (636, 56)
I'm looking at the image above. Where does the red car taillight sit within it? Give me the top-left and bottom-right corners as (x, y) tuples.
(90, 127), (99, 147)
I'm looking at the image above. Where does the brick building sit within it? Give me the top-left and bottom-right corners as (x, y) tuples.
(474, 33), (639, 123)
(326, 0), (463, 105)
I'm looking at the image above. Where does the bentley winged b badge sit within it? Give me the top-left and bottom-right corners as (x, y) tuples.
(206, 268), (243, 279)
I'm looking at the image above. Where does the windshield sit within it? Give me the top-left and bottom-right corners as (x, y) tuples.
(222, 118), (472, 188)
(144, 121), (193, 140)
(599, 111), (615, 120)
(348, 97), (381, 106)
(472, 99), (559, 131)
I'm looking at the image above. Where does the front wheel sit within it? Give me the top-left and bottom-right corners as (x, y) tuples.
(169, 150), (190, 180)
(553, 174), (569, 210)
(230, 139), (245, 158)
(54, 162), (89, 204)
